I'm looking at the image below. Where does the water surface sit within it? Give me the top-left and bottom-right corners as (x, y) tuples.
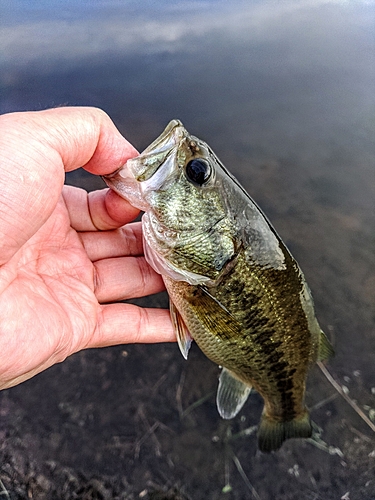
(1, 1), (374, 499)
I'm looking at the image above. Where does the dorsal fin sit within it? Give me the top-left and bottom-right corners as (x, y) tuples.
(318, 330), (334, 361)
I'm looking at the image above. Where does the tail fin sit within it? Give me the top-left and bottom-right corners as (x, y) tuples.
(257, 410), (312, 453)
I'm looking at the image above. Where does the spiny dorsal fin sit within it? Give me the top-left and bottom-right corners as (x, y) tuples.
(217, 368), (252, 419)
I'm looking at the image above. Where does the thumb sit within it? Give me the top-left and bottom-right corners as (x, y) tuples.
(0, 107), (138, 265)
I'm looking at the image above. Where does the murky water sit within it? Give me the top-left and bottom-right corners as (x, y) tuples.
(1, 1), (375, 499)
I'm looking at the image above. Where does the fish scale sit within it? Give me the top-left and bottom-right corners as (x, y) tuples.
(103, 119), (334, 452)
(165, 247), (312, 421)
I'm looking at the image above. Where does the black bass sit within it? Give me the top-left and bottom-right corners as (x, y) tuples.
(103, 120), (333, 452)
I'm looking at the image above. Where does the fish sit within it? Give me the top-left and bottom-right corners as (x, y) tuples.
(103, 120), (334, 452)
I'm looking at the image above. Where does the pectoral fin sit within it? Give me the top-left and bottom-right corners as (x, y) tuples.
(170, 300), (192, 359)
(216, 368), (252, 419)
(187, 286), (243, 341)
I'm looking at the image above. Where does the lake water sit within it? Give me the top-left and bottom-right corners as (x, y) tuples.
(1, 1), (375, 499)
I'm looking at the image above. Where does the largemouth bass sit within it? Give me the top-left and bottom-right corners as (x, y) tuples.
(103, 120), (333, 452)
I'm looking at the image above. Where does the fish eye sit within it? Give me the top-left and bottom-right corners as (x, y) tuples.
(185, 159), (212, 186)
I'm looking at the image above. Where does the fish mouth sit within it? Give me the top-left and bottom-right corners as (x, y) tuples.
(103, 119), (187, 210)
(135, 119), (185, 181)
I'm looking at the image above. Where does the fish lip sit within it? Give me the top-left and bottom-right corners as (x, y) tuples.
(142, 119), (184, 157)
(103, 119), (185, 181)
(102, 119), (187, 209)
(103, 164), (131, 181)
(130, 120), (187, 182)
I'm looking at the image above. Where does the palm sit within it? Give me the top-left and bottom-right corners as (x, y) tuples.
(0, 106), (174, 390)
(0, 187), (172, 389)
(1, 196), (102, 385)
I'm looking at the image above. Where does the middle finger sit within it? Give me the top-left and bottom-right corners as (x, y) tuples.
(80, 222), (143, 262)
(93, 255), (165, 303)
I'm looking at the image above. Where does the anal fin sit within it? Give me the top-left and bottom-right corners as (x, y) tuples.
(216, 368), (252, 419)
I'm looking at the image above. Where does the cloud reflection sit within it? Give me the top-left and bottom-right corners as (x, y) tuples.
(1, 0), (374, 200)
(1, 0), (374, 69)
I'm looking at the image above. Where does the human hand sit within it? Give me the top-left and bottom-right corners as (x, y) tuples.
(0, 107), (175, 390)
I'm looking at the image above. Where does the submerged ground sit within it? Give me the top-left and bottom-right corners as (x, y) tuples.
(0, 163), (374, 500)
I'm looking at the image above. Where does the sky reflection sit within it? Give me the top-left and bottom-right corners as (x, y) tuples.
(2, 1), (374, 67)
(1, 0), (374, 211)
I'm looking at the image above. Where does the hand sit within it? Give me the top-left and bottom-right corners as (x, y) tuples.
(0, 107), (174, 390)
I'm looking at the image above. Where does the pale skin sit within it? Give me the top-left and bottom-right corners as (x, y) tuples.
(0, 106), (175, 390)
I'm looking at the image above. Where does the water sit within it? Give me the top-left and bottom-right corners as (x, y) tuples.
(1, 1), (375, 499)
